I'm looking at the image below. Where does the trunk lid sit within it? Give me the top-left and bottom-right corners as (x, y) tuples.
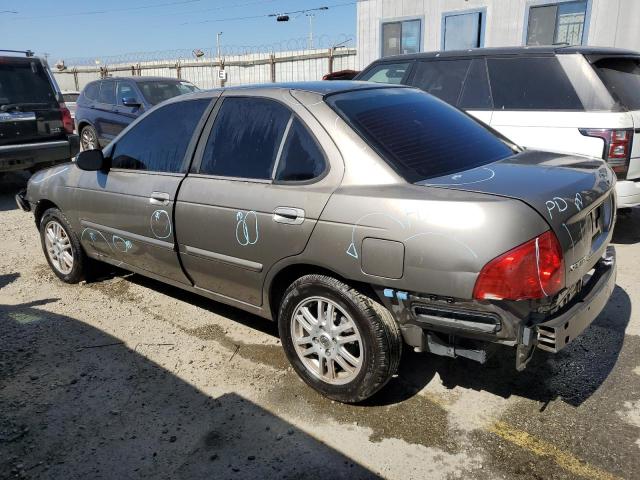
(0, 57), (64, 146)
(417, 150), (616, 287)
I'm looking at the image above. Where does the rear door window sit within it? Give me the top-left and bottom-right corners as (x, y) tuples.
(111, 99), (210, 172)
(98, 81), (116, 105)
(487, 56), (583, 110)
(199, 97), (291, 180)
(83, 83), (99, 101)
(327, 88), (516, 183)
(0, 60), (57, 108)
(459, 58), (492, 109)
(358, 63), (411, 84)
(592, 57), (640, 111)
(410, 59), (471, 105)
(275, 118), (326, 182)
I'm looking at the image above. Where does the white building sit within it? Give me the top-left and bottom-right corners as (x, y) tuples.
(357, 0), (640, 68)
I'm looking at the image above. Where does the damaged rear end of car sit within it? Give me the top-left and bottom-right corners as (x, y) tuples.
(323, 85), (617, 370)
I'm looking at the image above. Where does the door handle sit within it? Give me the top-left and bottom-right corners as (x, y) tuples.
(149, 192), (170, 205)
(273, 207), (305, 225)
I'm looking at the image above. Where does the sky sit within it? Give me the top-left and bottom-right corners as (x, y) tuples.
(0, 0), (357, 61)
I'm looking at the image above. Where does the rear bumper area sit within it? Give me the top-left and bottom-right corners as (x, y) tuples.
(615, 179), (640, 208)
(0, 136), (79, 172)
(535, 246), (616, 353)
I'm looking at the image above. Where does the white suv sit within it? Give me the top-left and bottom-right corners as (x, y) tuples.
(357, 46), (640, 208)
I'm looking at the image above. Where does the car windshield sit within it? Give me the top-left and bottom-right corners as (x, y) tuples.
(62, 93), (79, 103)
(0, 60), (57, 107)
(591, 57), (640, 111)
(327, 87), (518, 183)
(137, 80), (198, 105)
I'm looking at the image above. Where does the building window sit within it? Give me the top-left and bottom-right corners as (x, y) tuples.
(381, 19), (421, 57)
(442, 11), (484, 51)
(526, 1), (588, 46)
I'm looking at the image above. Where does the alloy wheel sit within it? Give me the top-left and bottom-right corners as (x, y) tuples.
(81, 128), (97, 150)
(44, 220), (74, 275)
(291, 296), (363, 385)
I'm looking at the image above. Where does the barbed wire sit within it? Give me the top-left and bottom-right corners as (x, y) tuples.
(61, 34), (355, 67)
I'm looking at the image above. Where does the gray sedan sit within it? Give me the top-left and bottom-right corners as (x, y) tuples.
(17, 82), (617, 403)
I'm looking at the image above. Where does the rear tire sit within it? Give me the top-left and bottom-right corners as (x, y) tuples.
(39, 208), (88, 283)
(278, 274), (402, 403)
(80, 125), (98, 151)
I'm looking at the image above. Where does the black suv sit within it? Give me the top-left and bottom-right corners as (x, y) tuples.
(0, 50), (79, 174)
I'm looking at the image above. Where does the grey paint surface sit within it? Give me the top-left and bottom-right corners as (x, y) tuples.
(24, 82), (617, 350)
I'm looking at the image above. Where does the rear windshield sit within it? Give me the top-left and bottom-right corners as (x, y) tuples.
(327, 88), (517, 183)
(0, 60), (57, 108)
(592, 57), (640, 111)
(137, 80), (198, 105)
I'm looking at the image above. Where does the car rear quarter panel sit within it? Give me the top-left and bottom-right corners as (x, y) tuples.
(303, 184), (550, 299)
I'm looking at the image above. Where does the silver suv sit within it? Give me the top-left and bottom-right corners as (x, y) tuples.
(18, 82), (617, 402)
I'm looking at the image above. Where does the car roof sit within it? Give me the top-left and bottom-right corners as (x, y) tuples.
(369, 45), (640, 62)
(207, 81), (404, 96)
(0, 55), (45, 64)
(94, 76), (195, 83)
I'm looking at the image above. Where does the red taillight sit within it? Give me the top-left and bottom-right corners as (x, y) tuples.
(473, 230), (565, 301)
(580, 128), (633, 179)
(59, 102), (74, 134)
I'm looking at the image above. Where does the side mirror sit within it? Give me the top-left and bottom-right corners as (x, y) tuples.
(122, 97), (141, 107)
(76, 149), (107, 171)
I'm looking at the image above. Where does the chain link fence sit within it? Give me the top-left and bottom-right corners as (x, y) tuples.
(52, 34), (357, 91)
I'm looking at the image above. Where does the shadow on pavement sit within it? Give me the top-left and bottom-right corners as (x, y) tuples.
(0, 273), (377, 480)
(612, 207), (640, 244)
(87, 258), (632, 411)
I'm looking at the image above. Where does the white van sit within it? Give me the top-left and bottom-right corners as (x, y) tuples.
(357, 47), (640, 208)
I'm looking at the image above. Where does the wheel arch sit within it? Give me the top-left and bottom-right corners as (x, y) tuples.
(76, 119), (94, 133)
(266, 262), (376, 321)
(34, 199), (60, 228)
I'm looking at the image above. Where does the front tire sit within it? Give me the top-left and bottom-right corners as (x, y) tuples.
(278, 274), (402, 403)
(39, 208), (88, 283)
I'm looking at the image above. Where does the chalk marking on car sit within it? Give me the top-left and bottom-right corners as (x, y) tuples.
(236, 210), (259, 246)
(150, 210), (172, 239)
(347, 212), (407, 259)
(422, 167), (495, 187)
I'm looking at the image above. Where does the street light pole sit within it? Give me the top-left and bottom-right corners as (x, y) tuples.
(307, 13), (315, 49)
(216, 31), (222, 60)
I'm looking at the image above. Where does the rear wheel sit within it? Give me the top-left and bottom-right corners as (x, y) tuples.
(80, 125), (98, 151)
(39, 208), (88, 283)
(278, 274), (402, 403)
